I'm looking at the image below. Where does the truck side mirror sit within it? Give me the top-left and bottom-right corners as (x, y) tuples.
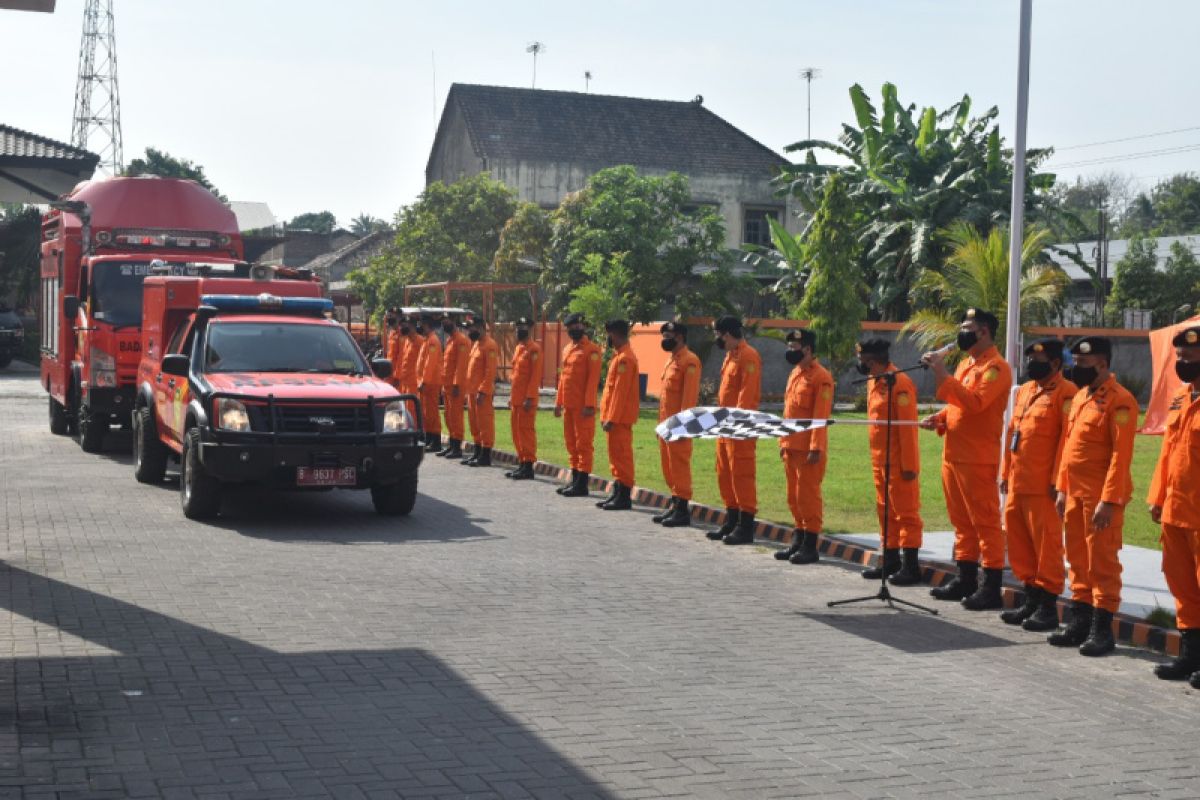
(63, 295), (79, 319)
(371, 358), (392, 379)
(161, 354), (190, 377)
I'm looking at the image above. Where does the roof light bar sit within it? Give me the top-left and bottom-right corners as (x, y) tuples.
(200, 294), (334, 314)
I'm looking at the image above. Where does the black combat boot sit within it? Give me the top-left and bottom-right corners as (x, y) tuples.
(660, 499), (692, 528)
(1022, 589), (1061, 632)
(862, 549), (900, 580)
(595, 481), (619, 508)
(511, 461), (535, 481)
(472, 447), (491, 467)
(436, 438), (455, 457)
(1155, 629), (1200, 680)
(1078, 608), (1116, 657)
(556, 470), (579, 495)
(790, 531), (820, 565)
(708, 508), (739, 540)
(723, 512), (755, 545)
(888, 548), (923, 585)
(962, 568), (1004, 611)
(424, 434), (442, 453)
(601, 483), (632, 511)
(442, 439), (463, 459)
(1000, 584), (1040, 625)
(460, 444), (480, 465)
(652, 498), (680, 524)
(1048, 601), (1093, 647)
(930, 561), (978, 601)
(561, 471), (590, 497)
(775, 529), (803, 561)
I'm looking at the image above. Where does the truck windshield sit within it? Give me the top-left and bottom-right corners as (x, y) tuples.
(91, 261), (202, 329)
(204, 321), (369, 375)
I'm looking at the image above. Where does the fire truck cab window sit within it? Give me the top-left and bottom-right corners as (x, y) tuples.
(91, 262), (152, 328)
(204, 321), (367, 374)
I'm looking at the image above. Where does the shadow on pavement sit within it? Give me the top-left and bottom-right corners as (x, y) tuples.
(0, 563), (613, 797)
(799, 610), (1018, 654)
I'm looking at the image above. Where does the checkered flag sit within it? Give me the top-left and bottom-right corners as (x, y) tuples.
(655, 406), (834, 443)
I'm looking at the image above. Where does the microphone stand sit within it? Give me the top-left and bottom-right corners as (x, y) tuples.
(828, 362), (938, 615)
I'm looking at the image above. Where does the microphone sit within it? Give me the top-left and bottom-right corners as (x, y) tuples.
(930, 342), (957, 357)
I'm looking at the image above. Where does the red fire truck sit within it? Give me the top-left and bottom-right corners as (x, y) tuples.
(134, 263), (423, 519)
(39, 176), (243, 452)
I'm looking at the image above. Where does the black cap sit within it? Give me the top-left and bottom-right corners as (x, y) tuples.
(1173, 327), (1200, 347)
(564, 312), (585, 327)
(713, 315), (742, 336)
(514, 316), (533, 327)
(1070, 336), (1112, 359)
(785, 329), (816, 349)
(1024, 338), (1064, 360)
(856, 338), (890, 357)
(660, 321), (687, 336)
(962, 307), (1000, 336)
(604, 319), (630, 337)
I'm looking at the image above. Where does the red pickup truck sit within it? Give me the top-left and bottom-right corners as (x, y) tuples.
(134, 262), (424, 519)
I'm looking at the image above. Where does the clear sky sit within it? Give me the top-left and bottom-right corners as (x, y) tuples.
(3, 0), (1197, 226)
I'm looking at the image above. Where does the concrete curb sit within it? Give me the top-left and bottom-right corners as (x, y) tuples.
(463, 443), (1179, 658)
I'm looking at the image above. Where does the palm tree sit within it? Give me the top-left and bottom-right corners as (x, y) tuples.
(901, 223), (1068, 356)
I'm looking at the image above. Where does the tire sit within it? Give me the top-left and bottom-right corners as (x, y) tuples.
(371, 473), (418, 516)
(133, 406), (169, 484)
(180, 428), (221, 519)
(78, 406), (107, 453)
(49, 396), (69, 435)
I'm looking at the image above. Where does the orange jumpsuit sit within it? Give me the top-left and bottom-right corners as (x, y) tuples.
(442, 330), (470, 442)
(931, 346), (1012, 568)
(397, 332), (422, 395)
(658, 345), (702, 501)
(868, 366), (923, 549)
(600, 343), (640, 487)
(465, 334), (499, 448)
(1149, 384), (1200, 629)
(1056, 374), (1138, 614)
(1002, 374), (1077, 595)
(717, 341), (761, 514)
(385, 329), (404, 390)
(509, 339), (542, 463)
(415, 331), (443, 437)
(780, 359), (833, 532)
(556, 336), (602, 473)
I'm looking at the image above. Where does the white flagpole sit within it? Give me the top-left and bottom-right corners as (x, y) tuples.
(1005, 0), (1033, 369)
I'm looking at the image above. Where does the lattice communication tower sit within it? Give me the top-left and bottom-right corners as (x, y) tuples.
(71, 0), (124, 175)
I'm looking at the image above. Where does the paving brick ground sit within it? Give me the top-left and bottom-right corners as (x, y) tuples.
(2, 371), (1199, 799)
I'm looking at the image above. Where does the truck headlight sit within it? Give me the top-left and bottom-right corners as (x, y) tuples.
(382, 401), (409, 433)
(90, 346), (117, 388)
(216, 398), (251, 432)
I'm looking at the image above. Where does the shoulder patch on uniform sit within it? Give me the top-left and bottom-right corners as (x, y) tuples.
(1114, 407), (1132, 425)
(686, 365), (697, 374)
(896, 393), (911, 407)
(746, 363), (756, 374)
(820, 386), (832, 400)
(590, 352), (600, 361)
(531, 351), (538, 360)
(1062, 398), (1072, 415)
(984, 367), (999, 382)
(617, 362), (627, 374)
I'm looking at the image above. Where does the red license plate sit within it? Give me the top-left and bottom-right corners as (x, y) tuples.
(296, 466), (357, 487)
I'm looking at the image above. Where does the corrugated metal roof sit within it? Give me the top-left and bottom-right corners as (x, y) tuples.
(229, 201), (280, 232)
(1049, 234), (1200, 281)
(0, 124), (97, 163)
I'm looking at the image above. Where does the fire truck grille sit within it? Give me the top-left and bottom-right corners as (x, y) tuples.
(271, 404), (373, 434)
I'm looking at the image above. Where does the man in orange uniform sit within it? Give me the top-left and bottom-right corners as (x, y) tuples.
(384, 309), (403, 389)
(1049, 336), (1137, 656)
(414, 310), (444, 453)
(461, 315), (499, 467)
(438, 315), (471, 459)
(920, 308), (1013, 609)
(708, 315), (762, 546)
(856, 339), (924, 584)
(1148, 327), (1200, 682)
(652, 321), (701, 528)
(998, 339), (1077, 631)
(773, 329), (833, 565)
(596, 320), (640, 511)
(505, 317), (541, 481)
(555, 313), (602, 497)
(396, 313), (422, 396)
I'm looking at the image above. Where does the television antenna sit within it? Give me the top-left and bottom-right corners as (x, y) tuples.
(526, 41), (545, 88)
(799, 67), (821, 140)
(584, 70), (592, 93)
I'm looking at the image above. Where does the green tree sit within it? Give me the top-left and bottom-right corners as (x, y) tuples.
(776, 83), (1058, 320)
(123, 147), (225, 201)
(0, 204), (41, 308)
(287, 211), (338, 233)
(349, 213), (387, 236)
(348, 174), (518, 313)
(902, 223), (1068, 356)
(795, 174), (866, 370)
(1107, 238), (1200, 326)
(549, 165), (736, 323)
(494, 202), (552, 282)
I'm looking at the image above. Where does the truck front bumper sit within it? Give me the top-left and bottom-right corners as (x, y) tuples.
(85, 385), (136, 417)
(197, 431), (423, 488)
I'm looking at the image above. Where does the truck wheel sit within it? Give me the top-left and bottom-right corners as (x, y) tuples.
(180, 428), (221, 519)
(78, 406), (107, 453)
(49, 397), (69, 435)
(371, 473), (418, 516)
(133, 406), (168, 484)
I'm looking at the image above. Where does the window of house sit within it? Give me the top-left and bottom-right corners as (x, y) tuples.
(742, 207), (782, 248)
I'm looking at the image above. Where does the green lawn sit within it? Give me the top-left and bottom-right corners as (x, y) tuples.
(490, 408), (1166, 551)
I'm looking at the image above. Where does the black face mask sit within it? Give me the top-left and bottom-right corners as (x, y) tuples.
(785, 350), (803, 365)
(385, 318), (397, 328)
(1070, 365), (1098, 388)
(855, 360), (872, 375)
(516, 328), (529, 341)
(442, 322), (456, 334)
(567, 328), (584, 341)
(956, 330), (978, 351)
(415, 324), (426, 335)
(1025, 360), (1053, 382)
(661, 338), (677, 352)
(399, 324), (411, 335)
(714, 336), (726, 350)
(605, 335), (615, 349)
(468, 330), (481, 341)
(1176, 360), (1200, 384)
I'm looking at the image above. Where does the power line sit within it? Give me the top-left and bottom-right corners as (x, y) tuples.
(1050, 142), (1200, 169)
(1054, 125), (1200, 152)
